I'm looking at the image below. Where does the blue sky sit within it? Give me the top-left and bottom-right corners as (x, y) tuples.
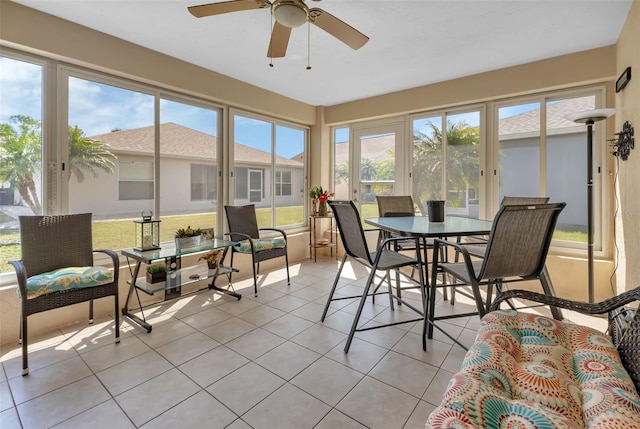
(3, 55), (535, 158)
(1, 56), (303, 159)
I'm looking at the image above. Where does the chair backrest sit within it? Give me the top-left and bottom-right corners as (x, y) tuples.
(224, 205), (260, 240)
(19, 213), (94, 276)
(376, 196), (415, 217)
(501, 196), (550, 206)
(328, 200), (373, 263)
(610, 304), (640, 393)
(620, 309), (640, 393)
(479, 203), (565, 280)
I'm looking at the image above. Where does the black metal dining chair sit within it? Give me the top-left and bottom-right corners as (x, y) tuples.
(426, 202), (566, 342)
(322, 200), (427, 352)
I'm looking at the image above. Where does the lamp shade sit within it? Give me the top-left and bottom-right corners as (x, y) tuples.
(565, 108), (615, 124)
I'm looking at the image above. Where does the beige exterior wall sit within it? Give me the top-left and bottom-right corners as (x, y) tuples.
(1, 1), (638, 344)
(615, 0), (640, 293)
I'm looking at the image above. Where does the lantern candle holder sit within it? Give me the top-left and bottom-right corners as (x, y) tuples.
(134, 210), (161, 251)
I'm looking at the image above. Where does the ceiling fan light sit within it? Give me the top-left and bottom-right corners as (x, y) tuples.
(273, 2), (307, 28)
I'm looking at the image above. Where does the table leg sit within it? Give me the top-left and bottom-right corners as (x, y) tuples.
(121, 260), (153, 333)
(209, 263), (242, 300)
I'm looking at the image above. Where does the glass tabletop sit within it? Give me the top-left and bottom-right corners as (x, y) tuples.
(121, 238), (238, 263)
(364, 216), (493, 238)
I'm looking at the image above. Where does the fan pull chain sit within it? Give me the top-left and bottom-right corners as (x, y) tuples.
(269, 13), (274, 67)
(306, 21), (311, 70)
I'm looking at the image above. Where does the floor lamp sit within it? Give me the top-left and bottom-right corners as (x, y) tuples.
(565, 108), (615, 303)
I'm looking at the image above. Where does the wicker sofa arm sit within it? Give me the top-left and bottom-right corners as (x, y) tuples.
(224, 231), (253, 243)
(8, 260), (29, 299)
(94, 249), (120, 282)
(490, 285), (640, 315)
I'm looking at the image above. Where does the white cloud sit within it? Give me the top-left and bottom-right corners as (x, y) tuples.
(0, 57), (43, 122)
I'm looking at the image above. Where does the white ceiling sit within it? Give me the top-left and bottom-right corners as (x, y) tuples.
(14, 0), (633, 106)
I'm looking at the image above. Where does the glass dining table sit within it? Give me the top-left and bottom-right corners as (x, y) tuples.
(364, 215), (494, 290)
(364, 215), (494, 347)
(365, 215), (562, 347)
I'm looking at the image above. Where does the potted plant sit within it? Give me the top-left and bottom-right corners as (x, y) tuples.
(175, 225), (203, 250)
(146, 262), (167, 284)
(198, 249), (224, 270)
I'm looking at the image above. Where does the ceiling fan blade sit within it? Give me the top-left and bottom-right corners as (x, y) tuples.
(188, 0), (262, 18)
(267, 22), (292, 58)
(309, 8), (369, 50)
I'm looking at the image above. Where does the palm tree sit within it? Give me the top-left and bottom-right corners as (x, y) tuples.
(412, 120), (479, 214)
(0, 116), (116, 214)
(0, 115), (42, 214)
(67, 125), (115, 182)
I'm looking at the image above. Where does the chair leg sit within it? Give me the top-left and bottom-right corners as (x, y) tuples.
(89, 300), (94, 324)
(251, 256), (259, 297)
(540, 267), (563, 320)
(387, 271), (395, 311)
(228, 251), (236, 284)
(114, 292), (121, 344)
(21, 310), (28, 376)
(321, 254), (348, 322)
(395, 268), (402, 306)
(470, 280), (487, 319)
(345, 268), (376, 353)
(284, 252), (290, 285)
(427, 262), (439, 339)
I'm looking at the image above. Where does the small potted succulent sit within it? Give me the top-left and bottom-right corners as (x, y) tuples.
(146, 262), (167, 284)
(175, 225), (203, 251)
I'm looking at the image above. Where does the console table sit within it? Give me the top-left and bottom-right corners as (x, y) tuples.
(121, 239), (238, 332)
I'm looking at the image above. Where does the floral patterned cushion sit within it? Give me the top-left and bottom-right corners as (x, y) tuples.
(426, 310), (640, 429)
(20, 266), (114, 299)
(234, 237), (285, 253)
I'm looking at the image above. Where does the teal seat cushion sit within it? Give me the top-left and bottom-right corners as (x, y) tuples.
(21, 266), (114, 299)
(234, 237), (285, 253)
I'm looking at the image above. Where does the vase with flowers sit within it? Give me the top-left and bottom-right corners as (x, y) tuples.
(309, 186), (334, 216)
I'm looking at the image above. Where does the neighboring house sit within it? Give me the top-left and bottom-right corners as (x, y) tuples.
(68, 122), (304, 217)
(498, 96), (595, 227)
(333, 97), (592, 225)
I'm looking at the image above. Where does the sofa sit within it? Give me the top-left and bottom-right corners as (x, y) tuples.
(426, 288), (640, 429)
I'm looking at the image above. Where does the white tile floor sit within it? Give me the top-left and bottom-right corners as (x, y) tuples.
(0, 258), (606, 429)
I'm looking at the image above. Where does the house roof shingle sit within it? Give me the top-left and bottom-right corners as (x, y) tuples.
(91, 122), (302, 167)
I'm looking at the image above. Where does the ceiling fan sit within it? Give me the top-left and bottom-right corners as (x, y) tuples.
(188, 0), (369, 59)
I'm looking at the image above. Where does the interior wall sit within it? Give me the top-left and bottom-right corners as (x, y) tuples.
(324, 47), (616, 124)
(615, 0), (640, 293)
(1, 1), (638, 345)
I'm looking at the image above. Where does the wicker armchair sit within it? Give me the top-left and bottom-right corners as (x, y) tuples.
(224, 204), (290, 297)
(8, 213), (120, 375)
(490, 286), (640, 394)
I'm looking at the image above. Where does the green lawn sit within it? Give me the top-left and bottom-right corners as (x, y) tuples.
(0, 205), (585, 274)
(0, 207), (304, 274)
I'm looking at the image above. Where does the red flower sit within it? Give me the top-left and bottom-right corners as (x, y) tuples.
(318, 190), (334, 202)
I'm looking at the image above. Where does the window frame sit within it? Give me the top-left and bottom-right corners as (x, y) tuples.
(489, 86), (609, 256)
(229, 108), (309, 229)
